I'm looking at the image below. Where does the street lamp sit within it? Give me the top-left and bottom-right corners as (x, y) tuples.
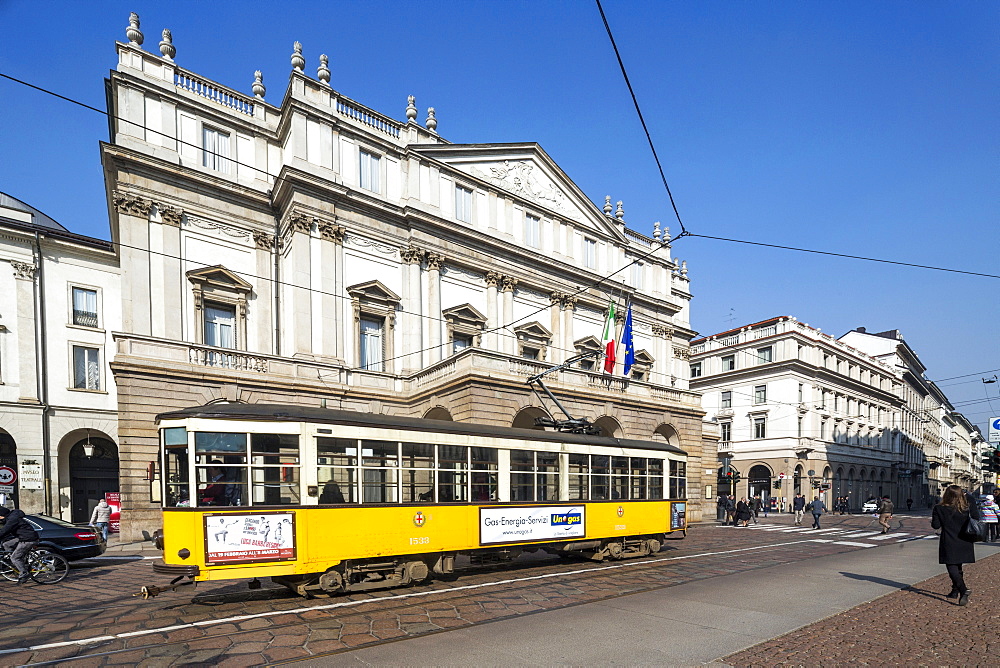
(82, 430), (94, 458)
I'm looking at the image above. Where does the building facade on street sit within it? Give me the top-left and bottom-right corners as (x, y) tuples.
(690, 316), (907, 509)
(99, 15), (709, 539)
(0, 193), (121, 522)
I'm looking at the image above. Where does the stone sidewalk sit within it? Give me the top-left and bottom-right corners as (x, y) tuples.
(721, 551), (1000, 666)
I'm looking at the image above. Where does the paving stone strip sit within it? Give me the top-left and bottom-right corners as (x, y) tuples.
(720, 551), (1000, 667)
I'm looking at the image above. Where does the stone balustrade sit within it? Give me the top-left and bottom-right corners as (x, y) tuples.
(175, 70), (256, 115)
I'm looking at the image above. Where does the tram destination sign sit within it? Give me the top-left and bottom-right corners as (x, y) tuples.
(479, 505), (586, 545)
(204, 512), (296, 565)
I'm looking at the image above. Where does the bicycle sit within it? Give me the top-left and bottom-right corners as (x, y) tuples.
(0, 546), (69, 584)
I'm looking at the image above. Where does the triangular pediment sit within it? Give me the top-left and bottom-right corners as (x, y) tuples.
(442, 303), (487, 325)
(347, 279), (401, 304)
(410, 143), (628, 243)
(574, 335), (603, 352)
(186, 265), (253, 292)
(634, 349), (655, 365)
(513, 321), (552, 339)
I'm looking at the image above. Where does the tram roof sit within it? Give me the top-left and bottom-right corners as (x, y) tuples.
(156, 404), (687, 456)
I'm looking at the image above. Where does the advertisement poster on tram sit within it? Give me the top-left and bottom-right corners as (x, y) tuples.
(670, 502), (687, 530)
(104, 492), (121, 533)
(479, 505), (585, 545)
(204, 512), (296, 565)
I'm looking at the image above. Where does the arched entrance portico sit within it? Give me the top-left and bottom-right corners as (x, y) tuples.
(747, 464), (772, 502)
(593, 416), (622, 438)
(511, 406), (547, 431)
(68, 436), (119, 523)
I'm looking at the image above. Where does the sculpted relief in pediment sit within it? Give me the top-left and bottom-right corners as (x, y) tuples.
(470, 161), (569, 214)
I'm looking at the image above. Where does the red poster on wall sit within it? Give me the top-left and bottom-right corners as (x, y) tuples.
(105, 492), (121, 534)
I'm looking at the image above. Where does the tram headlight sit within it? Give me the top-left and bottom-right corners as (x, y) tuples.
(178, 548), (191, 560)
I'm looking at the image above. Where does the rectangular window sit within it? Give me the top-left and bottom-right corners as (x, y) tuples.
(721, 390), (732, 408)
(521, 346), (539, 360)
(194, 432), (248, 506)
(668, 460), (686, 499)
(690, 362), (702, 378)
(317, 437), (357, 504)
(753, 417), (767, 439)
(524, 214), (540, 248)
(359, 149), (380, 192)
(630, 261), (644, 289)
(798, 383), (804, 402)
(452, 333), (473, 354)
(754, 384), (766, 404)
(72, 287), (98, 327)
(204, 304), (236, 349)
(202, 126), (231, 174)
(757, 346), (772, 364)
(359, 317), (384, 372)
(584, 238), (597, 268)
(820, 420), (827, 439)
(721, 355), (735, 371)
(72, 345), (100, 390)
(250, 434), (300, 505)
(797, 417), (803, 437)
(720, 422), (732, 441)
(455, 186), (473, 223)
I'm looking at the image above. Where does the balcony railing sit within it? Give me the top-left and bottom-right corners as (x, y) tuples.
(336, 98), (401, 138)
(717, 441), (733, 453)
(189, 346), (268, 372)
(175, 70), (255, 115)
(73, 309), (99, 328)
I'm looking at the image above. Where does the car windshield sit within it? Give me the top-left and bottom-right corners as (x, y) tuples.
(30, 514), (81, 528)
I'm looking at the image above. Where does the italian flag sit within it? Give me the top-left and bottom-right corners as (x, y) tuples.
(602, 300), (616, 373)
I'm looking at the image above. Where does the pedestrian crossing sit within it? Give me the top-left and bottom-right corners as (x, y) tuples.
(721, 521), (935, 547)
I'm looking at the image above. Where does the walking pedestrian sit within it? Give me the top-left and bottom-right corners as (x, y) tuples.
(751, 496), (762, 524)
(906, 497), (913, 511)
(931, 485), (977, 606)
(793, 493), (806, 526)
(979, 494), (999, 542)
(725, 495), (736, 526)
(878, 496), (894, 534)
(809, 496), (827, 529)
(735, 498), (753, 527)
(89, 498), (112, 542)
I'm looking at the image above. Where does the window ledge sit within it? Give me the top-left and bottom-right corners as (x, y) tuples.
(66, 324), (106, 334)
(67, 387), (109, 395)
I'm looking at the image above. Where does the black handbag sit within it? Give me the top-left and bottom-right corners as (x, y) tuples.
(960, 515), (988, 543)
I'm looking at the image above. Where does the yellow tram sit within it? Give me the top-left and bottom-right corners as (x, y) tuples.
(148, 404), (687, 598)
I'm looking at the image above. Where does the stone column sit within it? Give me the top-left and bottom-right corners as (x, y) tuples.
(500, 275), (518, 355)
(253, 230), (276, 354)
(11, 261), (39, 402)
(400, 246), (425, 373)
(112, 192), (152, 336)
(284, 213), (314, 357)
(153, 204), (183, 340)
(484, 271), (500, 351)
(562, 297), (577, 360)
(549, 293), (564, 364)
(319, 221), (346, 361)
(426, 253), (443, 364)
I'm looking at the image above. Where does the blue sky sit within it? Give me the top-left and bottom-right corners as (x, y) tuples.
(1, 1), (997, 434)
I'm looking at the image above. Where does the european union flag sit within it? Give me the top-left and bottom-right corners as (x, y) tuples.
(622, 303), (635, 376)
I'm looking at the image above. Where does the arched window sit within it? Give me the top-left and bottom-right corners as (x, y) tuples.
(511, 406), (548, 431)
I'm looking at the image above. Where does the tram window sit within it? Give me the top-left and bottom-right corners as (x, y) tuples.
(510, 450), (535, 501)
(196, 460), (247, 506)
(470, 448), (497, 501)
(250, 434), (300, 505)
(591, 455), (610, 500)
(649, 459), (664, 499)
(362, 440), (399, 503)
(437, 445), (469, 503)
(163, 428), (189, 507)
(536, 452), (559, 501)
(402, 442), (435, 502)
(631, 458), (648, 500)
(317, 438), (358, 503)
(362, 440), (398, 466)
(195, 432), (247, 455)
(568, 454), (588, 500)
(402, 442), (434, 467)
(611, 457), (629, 500)
(669, 460), (687, 499)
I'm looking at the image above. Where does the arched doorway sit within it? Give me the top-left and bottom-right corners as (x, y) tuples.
(0, 431), (17, 507)
(69, 437), (119, 523)
(793, 464), (804, 496)
(593, 416), (622, 438)
(747, 464), (772, 502)
(654, 424), (680, 447)
(511, 406), (548, 431)
(423, 407), (453, 421)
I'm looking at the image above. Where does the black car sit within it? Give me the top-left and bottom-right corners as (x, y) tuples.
(20, 515), (106, 561)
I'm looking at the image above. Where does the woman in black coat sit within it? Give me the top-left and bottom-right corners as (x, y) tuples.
(931, 484), (976, 606)
(735, 498), (753, 527)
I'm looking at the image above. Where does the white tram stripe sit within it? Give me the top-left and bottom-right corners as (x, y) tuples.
(0, 538), (823, 656)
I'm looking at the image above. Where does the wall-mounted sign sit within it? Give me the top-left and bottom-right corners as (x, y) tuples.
(18, 459), (43, 490)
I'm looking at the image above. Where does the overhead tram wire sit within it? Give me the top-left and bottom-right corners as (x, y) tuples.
(0, 69), (685, 374)
(595, 0), (688, 237)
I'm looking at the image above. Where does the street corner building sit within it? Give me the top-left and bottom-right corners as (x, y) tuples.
(81, 14), (711, 539)
(689, 317), (985, 510)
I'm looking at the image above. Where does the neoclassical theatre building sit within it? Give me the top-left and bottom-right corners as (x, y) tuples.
(101, 15), (710, 539)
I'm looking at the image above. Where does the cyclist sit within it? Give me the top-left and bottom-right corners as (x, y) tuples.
(0, 506), (39, 584)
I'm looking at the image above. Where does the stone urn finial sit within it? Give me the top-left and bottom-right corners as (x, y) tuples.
(126, 12), (144, 46)
(290, 41), (305, 71)
(652, 221), (661, 240)
(406, 95), (418, 121)
(252, 70), (266, 99)
(159, 29), (175, 61)
(615, 200), (624, 221)
(317, 54), (331, 85)
(425, 107), (437, 132)
(680, 260), (688, 277)
(603, 196), (613, 216)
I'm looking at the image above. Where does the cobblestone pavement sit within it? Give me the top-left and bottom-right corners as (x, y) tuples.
(721, 549), (1000, 667)
(2, 511), (939, 665)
